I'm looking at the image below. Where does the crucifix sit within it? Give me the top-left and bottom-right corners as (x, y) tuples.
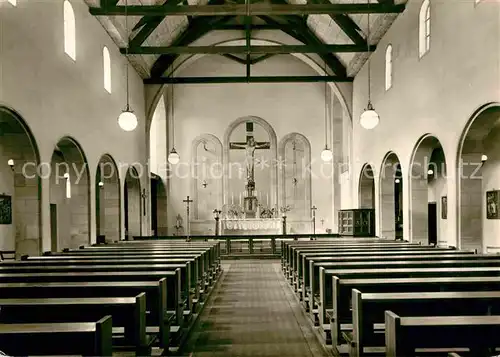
(183, 196), (193, 241)
(311, 205), (317, 236)
(229, 122), (271, 217)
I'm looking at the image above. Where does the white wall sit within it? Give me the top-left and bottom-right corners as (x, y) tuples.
(351, 0), (500, 246)
(0, 0), (147, 253)
(166, 54), (346, 234)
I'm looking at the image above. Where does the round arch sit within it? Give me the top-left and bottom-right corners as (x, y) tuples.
(95, 153), (121, 243)
(144, 37), (353, 133)
(191, 133), (223, 219)
(222, 116), (278, 206)
(358, 163), (376, 209)
(50, 136), (91, 250)
(278, 132), (312, 218)
(408, 134), (447, 245)
(0, 105), (42, 257)
(124, 165), (143, 239)
(456, 102), (500, 253)
(379, 151), (403, 240)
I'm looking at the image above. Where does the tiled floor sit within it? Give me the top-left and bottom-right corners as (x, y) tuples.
(183, 260), (329, 357)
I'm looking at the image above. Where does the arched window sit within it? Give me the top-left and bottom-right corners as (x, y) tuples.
(7, 0), (16, 6)
(103, 47), (111, 93)
(64, 0), (76, 60)
(419, 0), (431, 58)
(385, 44), (393, 90)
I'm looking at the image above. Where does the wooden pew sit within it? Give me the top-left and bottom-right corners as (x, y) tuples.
(318, 265), (500, 343)
(0, 315), (113, 356)
(0, 294), (149, 355)
(329, 275), (500, 347)
(385, 312), (500, 357)
(300, 250), (471, 301)
(0, 261), (195, 312)
(0, 279), (172, 348)
(288, 245), (447, 281)
(0, 270), (184, 326)
(285, 242), (421, 278)
(351, 290), (500, 356)
(46, 248), (219, 286)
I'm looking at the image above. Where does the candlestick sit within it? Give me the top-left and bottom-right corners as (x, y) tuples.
(239, 193), (242, 205)
(266, 193), (269, 206)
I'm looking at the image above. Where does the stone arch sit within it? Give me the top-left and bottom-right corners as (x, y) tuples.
(456, 102), (500, 253)
(191, 133), (223, 219)
(358, 163), (375, 209)
(0, 105), (42, 257)
(408, 134), (447, 245)
(144, 37), (353, 133)
(124, 166), (142, 239)
(379, 151), (403, 240)
(50, 136), (91, 251)
(223, 116), (278, 207)
(151, 174), (168, 235)
(95, 154), (121, 243)
(278, 132), (312, 219)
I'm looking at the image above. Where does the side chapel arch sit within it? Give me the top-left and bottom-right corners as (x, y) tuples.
(191, 133), (223, 219)
(278, 132), (312, 218)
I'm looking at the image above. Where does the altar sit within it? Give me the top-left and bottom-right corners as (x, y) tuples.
(221, 218), (282, 235)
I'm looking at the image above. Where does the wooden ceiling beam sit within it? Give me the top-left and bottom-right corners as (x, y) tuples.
(121, 44), (376, 54)
(89, 3), (406, 16)
(144, 75), (354, 84)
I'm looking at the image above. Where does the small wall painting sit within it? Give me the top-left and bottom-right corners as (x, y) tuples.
(486, 190), (500, 219)
(441, 196), (447, 220)
(0, 195), (12, 224)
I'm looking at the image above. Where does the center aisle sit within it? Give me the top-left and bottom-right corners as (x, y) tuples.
(183, 260), (329, 357)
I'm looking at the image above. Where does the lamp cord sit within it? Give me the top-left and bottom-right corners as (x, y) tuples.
(367, 0), (371, 104)
(324, 60), (328, 149)
(125, 0), (129, 109)
(171, 65), (175, 148)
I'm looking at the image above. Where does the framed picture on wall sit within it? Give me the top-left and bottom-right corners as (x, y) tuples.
(441, 196), (447, 219)
(486, 190), (500, 219)
(0, 195), (12, 225)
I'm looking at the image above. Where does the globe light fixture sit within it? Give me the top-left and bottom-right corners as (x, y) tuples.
(427, 169), (434, 175)
(118, 107), (138, 132)
(168, 148), (180, 165)
(98, 181), (104, 188)
(395, 178), (401, 184)
(360, 102), (380, 130)
(359, 0), (380, 130)
(481, 154), (488, 162)
(7, 159), (14, 171)
(321, 146), (333, 162)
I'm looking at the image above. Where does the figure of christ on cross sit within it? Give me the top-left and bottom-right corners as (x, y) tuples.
(229, 122), (271, 186)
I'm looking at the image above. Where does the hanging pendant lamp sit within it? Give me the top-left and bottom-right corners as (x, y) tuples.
(168, 66), (180, 164)
(321, 60), (333, 162)
(118, 0), (138, 132)
(360, 0), (380, 130)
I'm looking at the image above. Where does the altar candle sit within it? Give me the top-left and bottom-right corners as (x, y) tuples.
(231, 193), (234, 204)
(266, 193), (269, 206)
(239, 193), (242, 205)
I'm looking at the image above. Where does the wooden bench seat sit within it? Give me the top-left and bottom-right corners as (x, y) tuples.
(0, 315), (113, 356)
(0, 279), (171, 348)
(320, 265), (500, 343)
(385, 312), (500, 356)
(351, 290), (500, 356)
(330, 275), (500, 347)
(0, 295), (149, 355)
